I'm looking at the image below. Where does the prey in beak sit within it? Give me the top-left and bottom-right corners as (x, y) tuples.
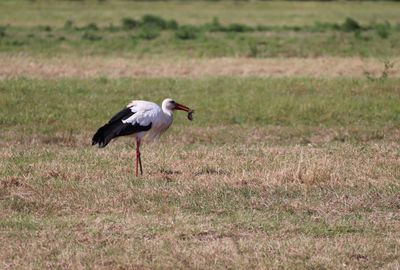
(174, 102), (194, 121)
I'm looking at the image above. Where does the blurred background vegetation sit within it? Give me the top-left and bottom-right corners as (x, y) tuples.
(1, 0), (400, 58)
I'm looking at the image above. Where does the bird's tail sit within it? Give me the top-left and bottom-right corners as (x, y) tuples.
(92, 121), (123, 148)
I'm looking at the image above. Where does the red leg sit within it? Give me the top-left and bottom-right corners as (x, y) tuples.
(139, 151), (143, 175)
(136, 139), (143, 176)
(135, 140), (140, 177)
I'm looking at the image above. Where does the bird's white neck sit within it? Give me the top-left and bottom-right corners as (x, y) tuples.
(161, 104), (174, 118)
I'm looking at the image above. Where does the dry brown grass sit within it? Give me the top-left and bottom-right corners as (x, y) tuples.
(1, 55), (399, 79)
(1, 128), (399, 269)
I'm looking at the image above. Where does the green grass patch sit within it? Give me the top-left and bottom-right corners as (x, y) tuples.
(1, 15), (400, 57)
(1, 77), (399, 137)
(1, 0), (399, 27)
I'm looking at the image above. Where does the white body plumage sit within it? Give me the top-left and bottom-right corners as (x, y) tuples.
(123, 99), (174, 142)
(92, 98), (193, 176)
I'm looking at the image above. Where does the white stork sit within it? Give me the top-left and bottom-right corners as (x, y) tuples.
(92, 98), (194, 176)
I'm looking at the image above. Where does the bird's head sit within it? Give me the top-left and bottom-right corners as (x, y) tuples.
(162, 98), (192, 112)
(162, 98), (194, 120)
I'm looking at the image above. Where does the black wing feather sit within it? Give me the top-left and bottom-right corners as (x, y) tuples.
(92, 107), (152, 148)
(108, 107), (134, 123)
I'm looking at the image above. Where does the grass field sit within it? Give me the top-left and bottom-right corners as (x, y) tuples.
(1, 1), (400, 269)
(2, 0), (399, 27)
(1, 1), (400, 58)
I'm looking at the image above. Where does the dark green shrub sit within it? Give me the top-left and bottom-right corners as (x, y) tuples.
(175, 25), (198, 40)
(122, 17), (138, 29)
(0, 25), (7, 38)
(7, 40), (26, 46)
(204, 19), (255, 33)
(141, 14), (167, 29)
(64, 20), (74, 30)
(166, 19), (179, 30)
(81, 32), (102, 41)
(138, 26), (160, 40)
(330, 23), (341, 31)
(106, 23), (120, 32)
(38, 25), (52, 32)
(312, 22), (341, 32)
(374, 23), (390, 39)
(82, 23), (99, 31)
(256, 25), (273, 31)
(205, 17), (224, 32)
(342, 17), (362, 32)
(290, 26), (302, 32)
(225, 23), (254, 32)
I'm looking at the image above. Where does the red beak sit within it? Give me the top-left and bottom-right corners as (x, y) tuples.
(175, 102), (192, 112)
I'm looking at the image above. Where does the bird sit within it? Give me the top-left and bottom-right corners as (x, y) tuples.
(92, 98), (194, 176)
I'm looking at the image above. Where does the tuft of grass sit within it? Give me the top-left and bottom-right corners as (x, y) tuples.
(175, 25), (198, 40)
(80, 23), (99, 32)
(141, 14), (168, 29)
(0, 25), (7, 37)
(36, 25), (52, 32)
(121, 17), (138, 30)
(374, 23), (390, 39)
(81, 32), (102, 41)
(364, 60), (396, 82)
(247, 41), (260, 58)
(63, 20), (74, 30)
(137, 25), (160, 40)
(0, 216), (42, 231)
(341, 17), (362, 32)
(224, 23), (254, 33)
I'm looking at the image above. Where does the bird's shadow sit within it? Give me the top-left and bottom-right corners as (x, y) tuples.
(193, 167), (231, 176)
(159, 168), (182, 175)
